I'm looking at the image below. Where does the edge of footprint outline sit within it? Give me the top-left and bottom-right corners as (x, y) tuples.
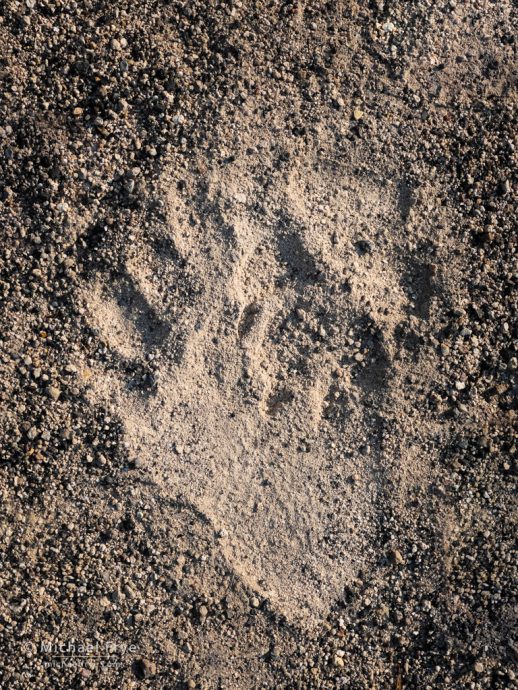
(237, 301), (262, 340)
(112, 270), (171, 354)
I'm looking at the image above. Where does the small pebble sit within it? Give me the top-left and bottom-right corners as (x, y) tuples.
(391, 549), (405, 565)
(47, 385), (61, 401)
(27, 426), (38, 441)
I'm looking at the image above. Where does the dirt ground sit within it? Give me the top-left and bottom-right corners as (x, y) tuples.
(0, 1), (516, 688)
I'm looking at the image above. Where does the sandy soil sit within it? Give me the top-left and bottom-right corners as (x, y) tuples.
(0, 1), (516, 688)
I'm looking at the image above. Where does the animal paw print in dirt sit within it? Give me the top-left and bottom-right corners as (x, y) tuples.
(81, 157), (442, 622)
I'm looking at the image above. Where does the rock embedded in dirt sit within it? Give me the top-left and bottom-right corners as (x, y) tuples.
(26, 426), (38, 441)
(46, 385), (61, 401)
(391, 549), (405, 566)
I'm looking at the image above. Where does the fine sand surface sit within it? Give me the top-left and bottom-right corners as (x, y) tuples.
(0, 1), (515, 688)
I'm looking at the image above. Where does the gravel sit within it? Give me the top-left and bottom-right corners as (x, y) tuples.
(0, 0), (516, 689)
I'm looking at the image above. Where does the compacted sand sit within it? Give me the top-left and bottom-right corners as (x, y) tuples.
(0, 1), (516, 688)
